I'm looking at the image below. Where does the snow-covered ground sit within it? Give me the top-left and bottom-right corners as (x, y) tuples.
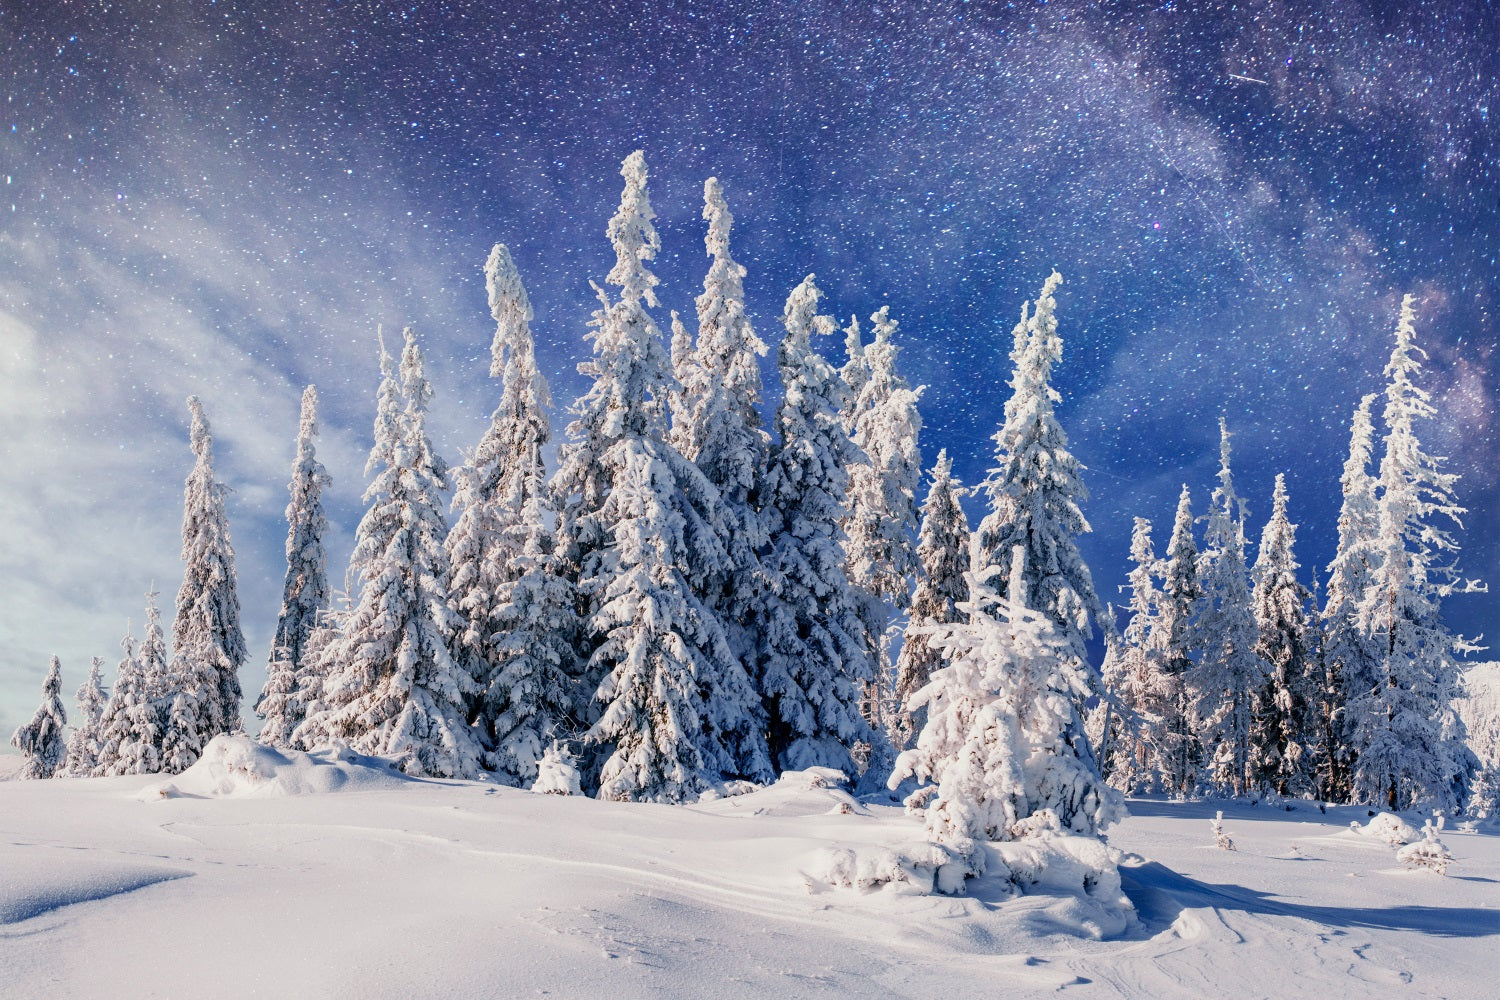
(2, 738), (1495, 999)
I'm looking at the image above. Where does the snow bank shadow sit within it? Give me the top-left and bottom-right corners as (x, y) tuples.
(0, 852), (190, 924)
(1120, 859), (1498, 939)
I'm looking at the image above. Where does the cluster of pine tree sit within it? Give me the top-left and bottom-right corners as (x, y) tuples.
(9, 154), (1480, 828)
(1093, 296), (1484, 813)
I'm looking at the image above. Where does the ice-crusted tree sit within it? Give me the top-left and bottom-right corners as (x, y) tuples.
(257, 385), (331, 749)
(1156, 486), (1202, 794)
(895, 450), (971, 748)
(310, 330), (483, 778)
(574, 153), (767, 798)
(972, 272), (1106, 696)
(1193, 420), (1265, 797)
(1248, 474), (1316, 798)
(1099, 518), (1166, 794)
(671, 179), (774, 705)
(1319, 394), (1381, 802)
(137, 589), (177, 726)
(96, 623), (160, 777)
(757, 275), (874, 774)
(844, 305), (924, 758)
(839, 313), (868, 431)
(893, 547), (1122, 845)
(64, 657), (108, 777)
(10, 656), (67, 779)
(1351, 295), (1482, 812)
(448, 243), (577, 786)
(173, 395), (246, 735)
(159, 631), (222, 774)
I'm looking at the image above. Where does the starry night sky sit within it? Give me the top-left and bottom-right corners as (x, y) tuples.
(1, 1), (1495, 735)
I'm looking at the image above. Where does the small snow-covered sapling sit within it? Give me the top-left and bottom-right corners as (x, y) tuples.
(1211, 810), (1236, 851)
(1396, 817), (1453, 875)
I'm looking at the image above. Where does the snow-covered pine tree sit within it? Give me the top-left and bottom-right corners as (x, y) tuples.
(95, 622), (161, 776)
(159, 634), (221, 774)
(1099, 518), (1166, 794)
(666, 176), (775, 780)
(839, 314), (868, 432)
(136, 587), (182, 731)
(447, 243), (577, 786)
(1248, 474), (1316, 798)
(1156, 486), (1202, 795)
(63, 656), (108, 776)
(1319, 394), (1380, 802)
(173, 396), (247, 735)
(310, 330), (484, 778)
(1193, 420), (1265, 798)
(892, 547), (1122, 845)
(257, 385), (331, 749)
(1351, 295), (1482, 812)
(10, 656), (67, 779)
(757, 274), (874, 775)
(572, 153), (765, 799)
(844, 305), (924, 760)
(971, 272), (1106, 696)
(894, 450), (971, 748)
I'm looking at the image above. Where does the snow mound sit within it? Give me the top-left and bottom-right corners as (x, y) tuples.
(1351, 812), (1420, 845)
(805, 838), (982, 896)
(709, 767), (861, 818)
(0, 849), (189, 924)
(141, 735), (418, 800)
(1396, 820), (1455, 875)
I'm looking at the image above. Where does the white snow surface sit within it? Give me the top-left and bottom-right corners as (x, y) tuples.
(2, 738), (1496, 998)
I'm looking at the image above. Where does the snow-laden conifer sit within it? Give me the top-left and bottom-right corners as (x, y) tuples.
(1351, 296), (1482, 812)
(257, 385), (331, 749)
(573, 153), (767, 798)
(96, 623), (161, 776)
(10, 656), (67, 779)
(895, 451), (971, 747)
(1156, 486), (1202, 794)
(1099, 518), (1167, 793)
(137, 588), (178, 725)
(63, 656), (108, 777)
(1193, 420), (1265, 797)
(1319, 394), (1380, 801)
(893, 547), (1122, 845)
(844, 306), (924, 755)
(756, 275), (873, 774)
(972, 272), (1105, 683)
(309, 330), (484, 778)
(173, 396), (246, 734)
(839, 314), (868, 431)
(448, 243), (577, 785)
(1248, 474), (1316, 797)
(665, 177), (775, 779)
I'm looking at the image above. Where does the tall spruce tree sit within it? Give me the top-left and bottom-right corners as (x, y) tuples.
(310, 330), (483, 778)
(64, 656), (108, 776)
(10, 656), (67, 779)
(1319, 394), (1381, 802)
(257, 385), (331, 749)
(757, 275), (874, 774)
(1248, 474), (1316, 797)
(1156, 486), (1202, 795)
(972, 272), (1105, 685)
(448, 243), (577, 786)
(667, 176), (775, 780)
(173, 396), (246, 734)
(894, 451), (971, 748)
(1193, 420), (1265, 797)
(1101, 517), (1169, 793)
(571, 153), (766, 799)
(844, 306), (924, 753)
(1351, 295), (1481, 811)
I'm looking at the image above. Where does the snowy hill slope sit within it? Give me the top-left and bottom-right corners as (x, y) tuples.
(1, 738), (1495, 999)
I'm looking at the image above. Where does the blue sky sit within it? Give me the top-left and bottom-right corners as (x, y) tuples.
(1, 1), (1494, 734)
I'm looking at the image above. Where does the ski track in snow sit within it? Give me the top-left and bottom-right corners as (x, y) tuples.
(0, 759), (1495, 999)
